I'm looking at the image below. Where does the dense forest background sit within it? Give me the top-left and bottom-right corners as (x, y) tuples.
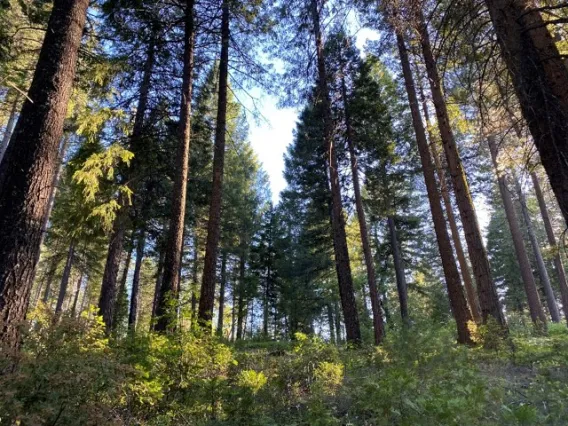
(0, 0), (568, 424)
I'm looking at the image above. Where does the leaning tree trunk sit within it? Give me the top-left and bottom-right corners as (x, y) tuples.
(416, 14), (506, 328)
(55, 240), (75, 315)
(396, 32), (473, 344)
(311, 0), (361, 343)
(515, 177), (560, 323)
(0, 93), (20, 163)
(387, 216), (410, 325)
(198, 0), (230, 328)
(0, 0), (90, 350)
(128, 229), (147, 331)
(488, 136), (547, 326)
(531, 171), (568, 325)
(217, 251), (227, 336)
(155, 0), (196, 332)
(342, 76), (385, 344)
(485, 0), (568, 225)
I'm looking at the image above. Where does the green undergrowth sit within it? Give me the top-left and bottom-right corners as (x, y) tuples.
(1, 308), (567, 425)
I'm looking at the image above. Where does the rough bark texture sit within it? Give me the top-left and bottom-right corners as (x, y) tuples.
(0, 93), (19, 163)
(129, 229), (146, 330)
(55, 241), (75, 314)
(515, 178), (560, 322)
(155, 0), (195, 332)
(416, 15), (506, 327)
(199, 0), (230, 328)
(488, 136), (546, 326)
(0, 0), (90, 349)
(531, 172), (568, 325)
(342, 76), (385, 344)
(396, 32), (473, 344)
(387, 216), (410, 324)
(485, 0), (568, 225)
(217, 252), (227, 336)
(311, 0), (361, 343)
(100, 221), (127, 331)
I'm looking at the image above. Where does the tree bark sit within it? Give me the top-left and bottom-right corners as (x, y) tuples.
(488, 136), (546, 326)
(0, 0), (90, 350)
(42, 255), (59, 304)
(70, 271), (83, 317)
(416, 15), (505, 328)
(485, 0), (568, 225)
(311, 0), (361, 344)
(236, 252), (245, 340)
(515, 177), (560, 322)
(155, 0), (195, 332)
(55, 241), (75, 315)
(199, 0), (230, 328)
(217, 251), (227, 336)
(387, 216), (410, 325)
(531, 172), (568, 325)
(128, 229), (146, 331)
(0, 93), (20, 163)
(396, 32), (473, 344)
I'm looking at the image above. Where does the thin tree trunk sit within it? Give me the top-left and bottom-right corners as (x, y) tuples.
(128, 229), (146, 331)
(0, 0), (90, 349)
(231, 285), (237, 341)
(42, 256), (59, 304)
(112, 244), (133, 331)
(236, 253), (245, 340)
(531, 171), (568, 325)
(0, 93), (20, 163)
(262, 264), (271, 338)
(487, 136), (546, 326)
(199, 0), (230, 327)
(155, 0), (195, 332)
(419, 83), (482, 323)
(485, 0), (568, 225)
(342, 75), (384, 344)
(396, 32), (473, 344)
(311, 0), (361, 344)
(70, 271), (83, 317)
(334, 301), (343, 343)
(150, 249), (165, 329)
(416, 15), (505, 328)
(55, 241), (75, 315)
(217, 251), (227, 336)
(387, 216), (410, 325)
(327, 304), (336, 344)
(515, 177), (560, 322)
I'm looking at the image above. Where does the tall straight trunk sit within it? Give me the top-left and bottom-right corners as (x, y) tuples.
(55, 241), (75, 314)
(150, 249), (165, 329)
(387, 216), (409, 324)
(419, 84), (482, 323)
(236, 253), (245, 340)
(129, 229), (146, 331)
(217, 251), (227, 336)
(262, 265), (271, 338)
(396, 32), (473, 344)
(531, 172), (568, 325)
(416, 15), (505, 328)
(198, 0), (230, 327)
(327, 304), (336, 344)
(484, 0), (568, 225)
(42, 256), (59, 304)
(311, 0), (361, 344)
(231, 285), (237, 341)
(155, 0), (195, 332)
(112, 244), (133, 331)
(342, 76), (384, 344)
(515, 178), (560, 322)
(70, 271), (83, 317)
(99, 33), (157, 331)
(0, 0), (90, 349)
(333, 301), (342, 343)
(0, 93), (20, 163)
(488, 136), (546, 326)
(190, 235), (199, 319)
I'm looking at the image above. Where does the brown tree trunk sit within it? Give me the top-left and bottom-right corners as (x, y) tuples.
(396, 32), (473, 344)
(70, 271), (83, 317)
(419, 84), (482, 323)
(100, 222), (127, 331)
(111, 243), (133, 331)
(0, 93), (20, 163)
(387, 216), (410, 325)
(485, 0), (568, 225)
(342, 76), (384, 344)
(128, 229), (146, 331)
(55, 241), (75, 315)
(487, 136), (546, 326)
(416, 15), (506, 328)
(150, 249), (165, 329)
(198, 0), (230, 328)
(0, 0), (90, 349)
(155, 0), (196, 332)
(217, 251), (227, 336)
(515, 177), (560, 322)
(311, 0), (361, 343)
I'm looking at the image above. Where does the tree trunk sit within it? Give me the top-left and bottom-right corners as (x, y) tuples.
(0, 93), (20, 163)
(310, 0), (361, 344)
(531, 171), (568, 325)
(155, 0), (196, 332)
(263, 264), (271, 338)
(485, 0), (568, 225)
(342, 76), (384, 344)
(199, 0), (230, 328)
(231, 285), (237, 341)
(111, 243), (133, 331)
(55, 241), (75, 315)
(236, 253), (245, 340)
(128, 229), (146, 331)
(100, 222), (127, 331)
(42, 256), (59, 304)
(327, 304), (336, 344)
(387, 216), (410, 325)
(0, 0), (90, 350)
(396, 32), (473, 344)
(416, 15), (505, 328)
(333, 301), (342, 343)
(217, 251), (227, 336)
(419, 83), (482, 323)
(515, 177), (560, 323)
(70, 271), (83, 317)
(488, 136), (546, 326)
(150, 249), (165, 329)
